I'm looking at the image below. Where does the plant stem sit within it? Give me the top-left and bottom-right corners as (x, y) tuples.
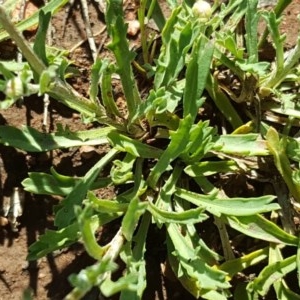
(263, 37), (300, 89)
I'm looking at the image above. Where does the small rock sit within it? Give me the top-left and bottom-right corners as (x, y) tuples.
(127, 20), (140, 36)
(79, 145), (96, 159)
(0, 216), (8, 226)
(38, 272), (46, 279)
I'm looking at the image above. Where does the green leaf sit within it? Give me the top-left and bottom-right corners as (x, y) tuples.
(259, 12), (285, 75)
(245, 0), (259, 63)
(111, 153), (136, 185)
(118, 214), (150, 299)
(183, 35), (214, 121)
(214, 134), (269, 156)
(181, 120), (217, 163)
(89, 58), (105, 103)
(55, 148), (119, 228)
(87, 191), (128, 213)
(216, 33), (244, 59)
(27, 222), (79, 260)
(219, 248), (269, 279)
(75, 205), (106, 260)
(106, 0), (141, 122)
(206, 73), (243, 129)
(101, 274), (138, 297)
(167, 223), (230, 298)
(107, 130), (163, 158)
(0, 62), (14, 79)
(33, 10), (51, 66)
(176, 188), (279, 216)
(146, 0), (165, 31)
(0, 125), (113, 152)
(22, 171), (79, 196)
(121, 197), (148, 241)
(22, 170), (111, 196)
(147, 115), (192, 188)
(148, 200), (208, 224)
(154, 164), (183, 211)
(154, 5), (196, 89)
(118, 238), (148, 299)
(184, 160), (239, 177)
(100, 62), (122, 117)
(68, 259), (118, 298)
(223, 214), (299, 246)
(266, 126), (300, 203)
(251, 255), (296, 296)
(268, 245), (300, 300)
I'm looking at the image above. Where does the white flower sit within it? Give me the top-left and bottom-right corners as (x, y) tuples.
(192, 0), (212, 22)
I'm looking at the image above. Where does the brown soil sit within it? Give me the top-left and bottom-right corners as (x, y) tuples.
(0, 1), (299, 299)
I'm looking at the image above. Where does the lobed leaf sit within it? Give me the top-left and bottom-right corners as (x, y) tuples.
(27, 222), (79, 260)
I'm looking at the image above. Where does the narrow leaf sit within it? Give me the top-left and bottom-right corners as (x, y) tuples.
(183, 36), (214, 121)
(27, 222), (79, 260)
(176, 188), (279, 216)
(184, 160), (239, 177)
(147, 115), (192, 188)
(148, 201), (208, 224)
(55, 149), (119, 228)
(107, 131), (163, 158)
(252, 255), (296, 296)
(33, 10), (51, 66)
(223, 214), (299, 246)
(0, 125), (113, 152)
(121, 197), (147, 241)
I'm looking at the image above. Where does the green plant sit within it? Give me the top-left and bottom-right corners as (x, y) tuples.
(0, 0), (300, 299)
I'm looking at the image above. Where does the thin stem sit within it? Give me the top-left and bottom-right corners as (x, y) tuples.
(0, 5), (46, 75)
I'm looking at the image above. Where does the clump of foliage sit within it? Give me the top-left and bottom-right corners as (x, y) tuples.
(0, 0), (300, 299)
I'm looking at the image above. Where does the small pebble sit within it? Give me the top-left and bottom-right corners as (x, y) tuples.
(127, 20), (140, 36)
(79, 145), (96, 159)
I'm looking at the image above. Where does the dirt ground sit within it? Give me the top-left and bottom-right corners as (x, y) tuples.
(0, 0), (299, 299)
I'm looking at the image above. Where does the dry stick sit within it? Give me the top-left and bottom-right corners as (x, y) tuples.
(62, 0), (75, 38)
(69, 26), (106, 54)
(80, 0), (97, 61)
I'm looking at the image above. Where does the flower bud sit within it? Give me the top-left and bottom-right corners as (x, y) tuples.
(5, 77), (24, 99)
(192, 0), (212, 22)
